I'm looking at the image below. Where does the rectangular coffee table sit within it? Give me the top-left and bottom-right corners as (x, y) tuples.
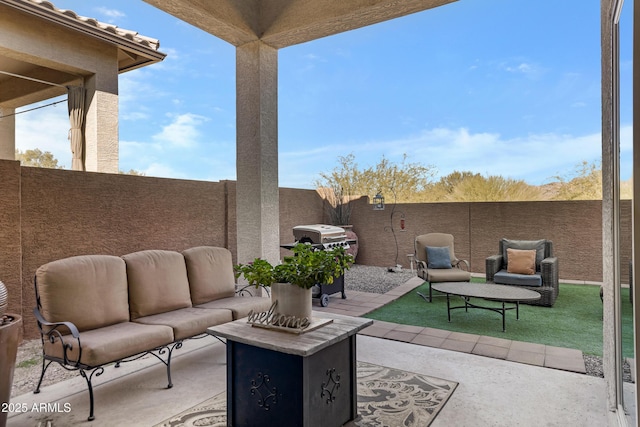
(430, 282), (541, 332)
(207, 311), (372, 427)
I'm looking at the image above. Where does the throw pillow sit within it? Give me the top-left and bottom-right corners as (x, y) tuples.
(506, 248), (536, 275)
(502, 239), (546, 270)
(426, 246), (452, 269)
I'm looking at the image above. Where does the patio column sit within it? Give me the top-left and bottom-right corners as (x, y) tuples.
(235, 40), (280, 265)
(83, 71), (119, 173)
(0, 107), (15, 160)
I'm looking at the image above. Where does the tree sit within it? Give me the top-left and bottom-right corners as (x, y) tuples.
(119, 169), (146, 176)
(441, 174), (544, 202)
(551, 161), (602, 200)
(315, 153), (437, 204)
(15, 148), (63, 169)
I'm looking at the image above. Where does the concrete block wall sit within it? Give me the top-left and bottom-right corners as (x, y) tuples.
(0, 159), (630, 338)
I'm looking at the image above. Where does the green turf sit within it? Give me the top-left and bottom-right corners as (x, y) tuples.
(364, 279), (634, 357)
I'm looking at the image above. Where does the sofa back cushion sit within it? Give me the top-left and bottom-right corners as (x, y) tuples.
(36, 255), (129, 332)
(182, 246), (236, 305)
(123, 250), (192, 319)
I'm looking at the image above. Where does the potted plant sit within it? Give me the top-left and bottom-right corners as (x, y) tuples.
(234, 243), (354, 321)
(0, 281), (22, 427)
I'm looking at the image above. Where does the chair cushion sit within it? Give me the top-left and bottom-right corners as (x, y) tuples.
(426, 246), (452, 269)
(494, 270), (543, 287)
(36, 255), (130, 332)
(507, 248), (536, 275)
(123, 250), (192, 319)
(502, 239), (546, 270)
(182, 246), (236, 305)
(427, 268), (470, 283)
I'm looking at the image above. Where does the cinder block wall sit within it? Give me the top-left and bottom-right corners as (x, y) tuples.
(350, 197), (631, 285)
(0, 159), (631, 339)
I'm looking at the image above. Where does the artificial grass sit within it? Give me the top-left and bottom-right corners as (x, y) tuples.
(364, 279), (634, 357)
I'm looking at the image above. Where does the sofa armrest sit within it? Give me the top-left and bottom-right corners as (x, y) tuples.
(485, 255), (503, 283)
(541, 256), (559, 289)
(34, 307), (82, 367)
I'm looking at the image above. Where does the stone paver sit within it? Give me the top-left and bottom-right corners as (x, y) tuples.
(384, 330), (418, 343)
(473, 343), (510, 359)
(440, 338), (476, 353)
(507, 348), (546, 366)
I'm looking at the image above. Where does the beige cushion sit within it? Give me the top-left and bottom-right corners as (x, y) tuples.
(43, 322), (173, 367)
(182, 246), (236, 305)
(134, 307), (232, 340)
(36, 255), (130, 332)
(507, 248), (536, 275)
(196, 296), (273, 320)
(123, 250), (192, 319)
(426, 268), (471, 283)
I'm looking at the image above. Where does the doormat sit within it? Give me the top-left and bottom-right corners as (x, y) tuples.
(155, 361), (457, 427)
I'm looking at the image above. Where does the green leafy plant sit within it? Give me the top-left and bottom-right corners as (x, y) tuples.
(234, 243), (354, 289)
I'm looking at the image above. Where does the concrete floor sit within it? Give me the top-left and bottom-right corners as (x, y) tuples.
(6, 278), (636, 426)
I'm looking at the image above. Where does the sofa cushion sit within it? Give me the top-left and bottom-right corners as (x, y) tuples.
(494, 270), (543, 287)
(134, 307), (232, 340)
(502, 239), (546, 270)
(426, 246), (452, 269)
(182, 246), (236, 305)
(123, 250), (192, 319)
(43, 322), (174, 367)
(36, 255), (130, 332)
(196, 296), (273, 320)
(507, 248), (536, 275)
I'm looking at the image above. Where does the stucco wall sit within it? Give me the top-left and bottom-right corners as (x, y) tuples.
(0, 160), (630, 339)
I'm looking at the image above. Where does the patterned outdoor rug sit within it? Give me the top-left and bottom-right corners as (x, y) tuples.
(155, 361), (457, 427)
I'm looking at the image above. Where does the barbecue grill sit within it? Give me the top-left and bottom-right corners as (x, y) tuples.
(282, 224), (353, 307)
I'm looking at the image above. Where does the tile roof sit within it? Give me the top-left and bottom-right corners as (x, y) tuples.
(17, 0), (162, 51)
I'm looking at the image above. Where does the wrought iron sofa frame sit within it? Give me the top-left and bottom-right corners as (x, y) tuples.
(32, 247), (271, 422)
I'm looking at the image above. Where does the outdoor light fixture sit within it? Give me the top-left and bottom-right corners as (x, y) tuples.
(373, 193), (385, 210)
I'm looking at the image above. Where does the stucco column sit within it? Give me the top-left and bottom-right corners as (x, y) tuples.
(83, 71), (119, 173)
(0, 107), (15, 160)
(235, 41), (280, 265)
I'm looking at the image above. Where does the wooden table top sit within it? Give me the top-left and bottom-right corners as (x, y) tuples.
(207, 311), (372, 357)
(431, 282), (541, 302)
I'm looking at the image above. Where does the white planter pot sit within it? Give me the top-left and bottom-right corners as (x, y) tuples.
(270, 282), (312, 320)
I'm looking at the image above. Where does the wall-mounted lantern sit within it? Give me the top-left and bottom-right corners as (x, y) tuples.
(373, 193), (385, 210)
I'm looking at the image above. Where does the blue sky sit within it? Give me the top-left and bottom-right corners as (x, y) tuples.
(16, 0), (634, 189)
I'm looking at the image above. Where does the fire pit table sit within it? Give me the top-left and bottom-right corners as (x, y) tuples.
(429, 282), (541, 332)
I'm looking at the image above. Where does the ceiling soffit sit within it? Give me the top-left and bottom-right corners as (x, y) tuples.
(144, 0), (456, 48)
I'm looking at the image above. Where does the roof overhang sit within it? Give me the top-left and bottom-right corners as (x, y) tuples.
(0, 0), (166, 108)
(143, 0), (457, 49)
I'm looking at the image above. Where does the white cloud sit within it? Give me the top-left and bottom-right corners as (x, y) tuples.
(279, 125), (616, 188)
(94, 7), (125, 21)
(152, 113), (209, 148)
(14, 98), (71, 168)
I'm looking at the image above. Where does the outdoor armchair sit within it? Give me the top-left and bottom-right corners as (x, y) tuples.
(485, 238), (559, 307)
(415, 233), (471, 302)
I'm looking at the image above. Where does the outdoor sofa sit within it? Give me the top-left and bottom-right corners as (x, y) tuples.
(485, 238), (559, 307)
(33, 246), (271, 421)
